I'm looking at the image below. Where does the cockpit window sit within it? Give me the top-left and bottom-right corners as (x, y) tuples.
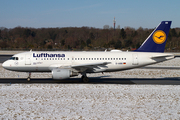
(10, 57), (15, 60)
(10, 57), (18, 60)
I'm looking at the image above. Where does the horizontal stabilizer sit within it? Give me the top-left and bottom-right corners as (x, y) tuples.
(150, 54), (174, 59)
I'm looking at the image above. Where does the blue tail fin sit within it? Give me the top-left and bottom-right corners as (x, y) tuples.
(135, 21), (172, 52)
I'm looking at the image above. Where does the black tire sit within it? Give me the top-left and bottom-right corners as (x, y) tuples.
(83, 77), (89, 83)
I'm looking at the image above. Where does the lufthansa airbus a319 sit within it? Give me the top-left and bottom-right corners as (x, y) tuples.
(2, 21), (174, 82)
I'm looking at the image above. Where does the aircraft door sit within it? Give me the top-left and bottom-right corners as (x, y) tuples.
(132, 54), (138, 65)
(25, 54), (31, 65)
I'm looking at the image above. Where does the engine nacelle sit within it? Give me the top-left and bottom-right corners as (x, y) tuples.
(52, 69), (78, 80)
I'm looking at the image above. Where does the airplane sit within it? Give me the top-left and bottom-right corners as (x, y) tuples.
(2, 21), (174, 82)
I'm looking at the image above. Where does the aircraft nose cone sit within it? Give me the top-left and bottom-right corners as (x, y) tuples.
(2, 61), (9, 69)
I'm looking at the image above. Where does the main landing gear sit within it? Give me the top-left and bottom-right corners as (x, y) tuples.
(81, 74), (89, 83)
(27, 72), (31, 81)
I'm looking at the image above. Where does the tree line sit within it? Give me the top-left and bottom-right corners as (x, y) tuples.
(0, 26), (180, 51)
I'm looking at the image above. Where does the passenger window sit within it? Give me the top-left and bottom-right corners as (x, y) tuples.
(94, 58), (96, 60)
(83, 58), (85, 60)
(119, 58), (121, 60)
(125, 58), (126, 60)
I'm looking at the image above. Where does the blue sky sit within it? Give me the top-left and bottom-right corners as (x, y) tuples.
(0, 0), (179, 29)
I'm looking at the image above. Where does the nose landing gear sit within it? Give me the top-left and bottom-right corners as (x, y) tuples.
(27, 72), (31, 81)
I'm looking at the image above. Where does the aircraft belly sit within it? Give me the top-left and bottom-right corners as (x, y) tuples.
(8, 66), (50, 72)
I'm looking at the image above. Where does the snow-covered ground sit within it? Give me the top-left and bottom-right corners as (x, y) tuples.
(1, 84), (180, 119)
(1, 58), (180, 119)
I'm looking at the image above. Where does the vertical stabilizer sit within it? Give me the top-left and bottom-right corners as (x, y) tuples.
(135, 21), (171, 52)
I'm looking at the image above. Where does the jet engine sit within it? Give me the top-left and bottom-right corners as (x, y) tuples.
(52, 69), (78, 80)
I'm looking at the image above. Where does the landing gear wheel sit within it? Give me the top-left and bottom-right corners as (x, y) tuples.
(27, 77), (31, 81)
(27, 72), (31, 81)
(82, 75), (89, 83)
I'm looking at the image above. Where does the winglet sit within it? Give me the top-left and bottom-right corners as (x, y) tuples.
(135, 21), (172, 52)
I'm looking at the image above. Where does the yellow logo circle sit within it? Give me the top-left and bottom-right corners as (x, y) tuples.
(153, 30), (166, 44)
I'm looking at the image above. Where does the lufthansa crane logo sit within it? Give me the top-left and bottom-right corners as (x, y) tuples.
(153, 30), (166, 44)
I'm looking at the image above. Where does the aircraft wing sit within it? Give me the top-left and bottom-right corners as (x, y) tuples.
(48, 62), (111, 72)
(141, 66), (180, 69)
(71, 62), (111, 72)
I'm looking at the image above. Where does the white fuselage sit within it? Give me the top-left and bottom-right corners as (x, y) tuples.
(2, 51), (174, 73)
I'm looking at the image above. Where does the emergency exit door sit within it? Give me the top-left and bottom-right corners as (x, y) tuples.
(132, 54), (138, 65)
(25, 54), (31, 65)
